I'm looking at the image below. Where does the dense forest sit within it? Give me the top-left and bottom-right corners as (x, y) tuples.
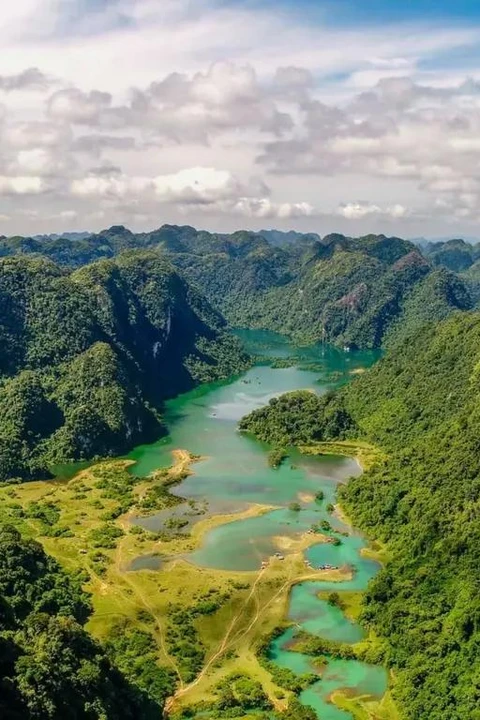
(0, 524), (172, 719)
(1, 225), (479, 718)
(0, 226), (474, 347)
(240, 311), (480, 719)
(0, 250), (249, 481)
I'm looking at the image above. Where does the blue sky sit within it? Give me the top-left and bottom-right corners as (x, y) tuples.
(1, 0), (480, 237)
(255, 0), (480, 23)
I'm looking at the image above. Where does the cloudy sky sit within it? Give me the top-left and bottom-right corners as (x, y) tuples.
(2, 0), (480, 237)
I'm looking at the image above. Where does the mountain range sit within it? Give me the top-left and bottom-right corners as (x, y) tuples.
(1, 225), (474, 349)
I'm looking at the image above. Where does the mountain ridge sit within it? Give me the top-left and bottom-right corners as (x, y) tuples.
(1, 224), (473, 349)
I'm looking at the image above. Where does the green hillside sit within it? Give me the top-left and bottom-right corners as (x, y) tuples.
(421, 238), (480, 272)
(0, 227), (473, 348)
(240, 312), (480, 719)
(0, 524), (171, 719)
(0, 251), (249, 481)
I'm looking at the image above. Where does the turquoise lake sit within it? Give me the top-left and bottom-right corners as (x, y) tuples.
(128, 330), (387, 718)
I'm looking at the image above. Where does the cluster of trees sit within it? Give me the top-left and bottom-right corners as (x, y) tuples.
(166, 591), (228, 683)
(267, 448), (288, 468)
(240, 311), (480, 719)
(0, 251), (249, 481)
(0, 524), (167, 719)
(239, 390), (354, 446)
(171, 671), (318, 720)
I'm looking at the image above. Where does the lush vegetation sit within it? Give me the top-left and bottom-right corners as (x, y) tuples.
(1, 226), (473, 349)
(241, 311), (480, 719)
(2, 225), (480, 719)
(4, 225), (470, 482)
(0, 251), (249, 481)
(0, 524), (167, 719)
(0, 451), (328, 720)
(170, 671), (318, 720)
(239, 390), (353, 446)
(420, 238), (480, 272)
(267, 448), (288, 468)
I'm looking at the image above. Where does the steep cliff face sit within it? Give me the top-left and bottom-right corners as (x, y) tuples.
(0, 251), (249, 481)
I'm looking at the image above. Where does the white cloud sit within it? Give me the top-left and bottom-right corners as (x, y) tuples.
(15, 148), (55, 174)
(152, 167), (268, 204)
(0, 67), (52, 92)
(228, 198), (314, 219)
(0, 175), (45, 194)
(70, 174), (147, 198)
(68, 165), (314, 220)
(59, 209), (77, 219)
(338, 202), (408, 220)
(70, 165), (266, 203)
(2, 1), (480, 234)
(48, 88), (114, 125)
(3, 121), (71, 149)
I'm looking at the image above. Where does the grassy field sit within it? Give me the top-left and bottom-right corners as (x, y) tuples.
(0, 450), (368, 716)
(299, 440), (386, 471)
(331, 688), (400, 720)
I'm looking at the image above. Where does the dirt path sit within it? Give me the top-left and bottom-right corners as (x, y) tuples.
(112, 512), (184, 687)
(165, 559), (349, 713)
(121, 569), (185, 688)
(165, 566), (268, 711)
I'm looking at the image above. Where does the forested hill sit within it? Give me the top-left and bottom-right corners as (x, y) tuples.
(0, 226), (474, 348)
(0, 251), (249, 481)
(0, 524), (172, 718)
(420, 237), (480, 272)
(240, 312), (480, 719)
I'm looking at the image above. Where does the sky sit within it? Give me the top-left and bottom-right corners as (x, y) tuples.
(2, 0), (480, 237)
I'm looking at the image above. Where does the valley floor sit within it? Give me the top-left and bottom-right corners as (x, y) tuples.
(0, 445), (396, 719)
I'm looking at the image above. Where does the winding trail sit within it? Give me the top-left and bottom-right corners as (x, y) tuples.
(165, 559), (349, 714)
(166, 565), (268, 710)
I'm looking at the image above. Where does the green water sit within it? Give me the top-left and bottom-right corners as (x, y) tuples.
(127, 331), (386, 718)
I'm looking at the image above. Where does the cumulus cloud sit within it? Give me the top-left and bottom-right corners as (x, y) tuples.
(337, 202), (408, 220)
(45, 62), (298, 143)
(227, 198), (314, 219)
(14, 148), (54, 174)
(70, 166), (268, 203)
(70, 174), (148, 199)
(3, 121), (71, 149)
(48, 88), (115, 126)
(151, 167), (269, 204)
(0, 175), (45, 194)
(3, 0), (480, 234)
(69, 165), (314, 220)
(258, 75), (480, 224)
(0, 67), (52, 92)
(72, 134), (136, 155)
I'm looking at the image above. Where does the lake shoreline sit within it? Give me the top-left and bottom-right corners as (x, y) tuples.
(0, 332), (387, 720)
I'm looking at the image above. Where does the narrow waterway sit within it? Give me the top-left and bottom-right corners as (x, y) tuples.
(128, 330), (386, 718)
